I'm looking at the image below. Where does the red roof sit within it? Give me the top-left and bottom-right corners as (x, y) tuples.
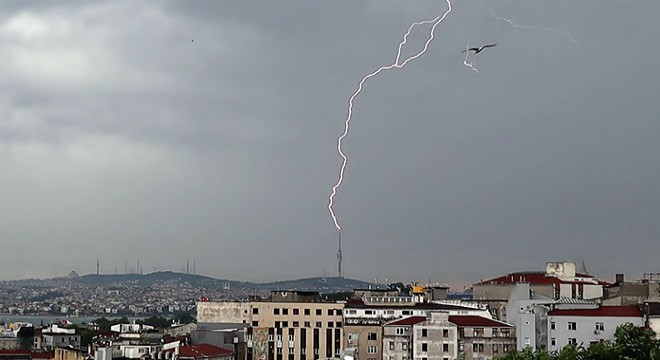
(449, 315), (512, 328)
(385, 316), (427, 326)
(31, 352), (54, 359)
(178, 344), (233, 359)
(477, 272), (609, 286)
(548, 305), (643, 317)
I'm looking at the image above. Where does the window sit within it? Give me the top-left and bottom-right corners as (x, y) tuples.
(268, 334), (274, 342)
(252, 321), (259, 326)
(402, 310), (412, 315)
(304, 321), (311, 328)
(283, 321), (288, 327)
(551, 338), (556, 346)
(274, 308), (280, 315)
(288, 334), (294, 342)
(596, 322), (605, 331)
(327, 322), (333, 328)
(492, 328), (499, 337)
(293, 308), (299, 315)
(316, 309), (322, 315)
(402, 342), (408, 350)
(442, 344), (449, 352)
(283, 308), (289, 315)
(336, 322), (342, 328)
(305, 309), (311, 316)
(367, 346), (377, 354)
(503, 344), (511, 353)
(442, 329), (449, 338)
(550, 321), (555, 330)
(315, 322), (322, 328)
(348, 333), (358, 342)
(473, 328), (484, 337)
(327, 309), (333, 316)
(421, 329), (428, 337)
(501, 328), (511, 337)
(396, 327), (405, 335)
(275, 321), (280, 328)
(293, 321), (299, 328)
(421, 343), (428, 352)
(568, 322), (577, 331)
(336, 309), (343, 315)
(365, 310), (374, 315)
(472, 343), (484, 353)
(492, 344), (499, 353)
(568, 338), (577, 345)
(253, 308), (259, 314)
(389, 341), (394, 350)
(367, 333), (377, 341)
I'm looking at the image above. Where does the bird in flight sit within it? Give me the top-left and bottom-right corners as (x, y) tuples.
(462, 43), (497, 54)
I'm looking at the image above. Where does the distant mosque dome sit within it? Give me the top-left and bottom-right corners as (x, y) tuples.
(67, 270), (80, 278)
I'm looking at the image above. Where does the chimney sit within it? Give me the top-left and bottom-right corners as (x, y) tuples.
(615, 273), (624, 284)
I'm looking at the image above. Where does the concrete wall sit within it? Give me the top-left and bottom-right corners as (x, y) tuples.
(547, 315), (644, 352)
(412, 313), (458, 360)
(55, 348), (85, 360)
(344, 324), (382, 360)
(197, 302), (252, 324)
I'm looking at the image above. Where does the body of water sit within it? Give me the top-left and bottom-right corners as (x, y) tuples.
(1, 315), (148, 326)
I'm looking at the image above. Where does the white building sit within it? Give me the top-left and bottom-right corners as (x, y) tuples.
(547, 305), (644, 351)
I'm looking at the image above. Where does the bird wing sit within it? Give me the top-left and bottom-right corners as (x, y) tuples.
(483, 43), (497, 48)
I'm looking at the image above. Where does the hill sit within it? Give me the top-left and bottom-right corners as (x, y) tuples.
(70, 272), (374, 292)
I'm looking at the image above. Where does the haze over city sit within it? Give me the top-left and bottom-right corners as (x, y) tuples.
(1, 0), (659, 283)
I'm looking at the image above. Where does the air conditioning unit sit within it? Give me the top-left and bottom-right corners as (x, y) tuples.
(594, 330), (600, 335)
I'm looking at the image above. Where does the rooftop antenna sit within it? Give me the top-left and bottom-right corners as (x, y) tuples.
(337, 231), (343, 278)
(96, 258), (100, 276)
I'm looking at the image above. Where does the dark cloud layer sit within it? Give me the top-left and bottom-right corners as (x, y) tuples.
(1, 0), (659, 283)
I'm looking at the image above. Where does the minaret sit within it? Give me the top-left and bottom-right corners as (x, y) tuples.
(337, 231), (343, 278)
(96, 258), (100, 275)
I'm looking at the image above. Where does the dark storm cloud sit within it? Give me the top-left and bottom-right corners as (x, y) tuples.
(0, 0), (659, 283)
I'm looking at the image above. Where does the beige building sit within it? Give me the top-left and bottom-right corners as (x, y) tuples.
(344, 320), (383, 360)
(54, 348), (85, 360)
(450, 316), (515, 360)
(197, 291), (344, 360)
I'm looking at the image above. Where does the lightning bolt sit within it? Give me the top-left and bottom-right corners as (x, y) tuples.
(462, 44), (479, 73)
(327, 0), (453, 231)
(490, 9), (577, 44)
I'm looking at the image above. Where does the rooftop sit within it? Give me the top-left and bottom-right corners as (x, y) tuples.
(178, 344), (233, 359)
(477, 272), (608, 286)
(448, 315), (512, 328)
(548, 305), (643, 317)
(385, 316), (427, 326)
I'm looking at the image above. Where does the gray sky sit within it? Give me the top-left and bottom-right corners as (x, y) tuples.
(1, 0), (659, 284)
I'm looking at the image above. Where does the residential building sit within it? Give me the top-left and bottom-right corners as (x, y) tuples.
(473, 262), (608, 321)
(41, 325), (80, 352)
(603, 274), (660, 306)
(505, 284), (554, 350)
(382, 317), (426, 360)
(449, 316), (515, 360)
(198, 291), (344, 360)
(412, 312), (458, 360)
(644, 302), (660, 339)
(343, 296), (488, 360)
(547, 305), (644, 351)
(178, 344), (234, 360)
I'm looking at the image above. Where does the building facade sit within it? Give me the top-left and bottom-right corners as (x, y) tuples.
(449, 316), (515, 360)
(547, 305), (644, 351)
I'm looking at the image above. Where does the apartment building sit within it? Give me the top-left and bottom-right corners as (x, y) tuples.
(197, 291), (344, 360)
(412, 312), (458, 360)
(473, 262), (608, 321)
(450, 316), (515, 360)
(382, 316), (425, 360)
(547, 305), (644, 351)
